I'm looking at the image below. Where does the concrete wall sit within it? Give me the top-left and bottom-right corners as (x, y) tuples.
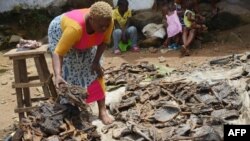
(1, 0), (249, 13)
(0, 0), (155, 13)
(0, 0), (67, 12)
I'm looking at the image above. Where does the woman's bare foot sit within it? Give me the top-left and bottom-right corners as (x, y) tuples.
(162, 39), (169, 48)
(180, 45), (190, 57)
(99, 110), (114, 125)
(185, 49), (190, 56)
(180, 45), (186, 56)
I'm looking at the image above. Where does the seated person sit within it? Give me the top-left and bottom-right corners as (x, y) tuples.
(182, 0), (207, 56)
(112, 0), (139, 54)
(175, 0), (186, 26)
(162, 2), (182, 49)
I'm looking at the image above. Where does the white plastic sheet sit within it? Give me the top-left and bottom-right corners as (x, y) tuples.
(113, 0), (154, 10)
(142, 23), (166, 39)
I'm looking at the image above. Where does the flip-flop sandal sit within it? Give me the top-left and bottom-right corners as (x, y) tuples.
(168, 43), (176, 50)
(114, 49), (121, 55)
(180, 46), (186, 52)
(185, 49), (190, 56)
(131, 46), (140, 52)
(174, 44), (182, 50)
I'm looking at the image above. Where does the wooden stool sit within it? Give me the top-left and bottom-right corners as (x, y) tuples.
(4, 45), (57, 120)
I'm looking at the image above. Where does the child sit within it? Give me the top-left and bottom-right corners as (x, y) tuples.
(112, 0), (139, 55)
(175, 0), (185, 27)
(181, 0), (207, 56)
(162, 1), (182, 49)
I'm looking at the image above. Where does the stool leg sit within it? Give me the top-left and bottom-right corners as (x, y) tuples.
(34, 56), (50, 98)
(13, 60), (25, 120)
(38, 55), (58, 98)
(19, 59), (32, 108)
(35, 54), (58, 98)
(47, 78), (57, 98)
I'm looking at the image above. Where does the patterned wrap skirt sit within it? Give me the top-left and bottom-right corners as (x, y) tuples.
(48, 15), (105, 103)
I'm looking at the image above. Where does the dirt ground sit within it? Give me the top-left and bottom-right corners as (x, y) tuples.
(0, 24), (250, 139)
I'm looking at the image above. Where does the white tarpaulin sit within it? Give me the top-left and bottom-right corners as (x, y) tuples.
(113, 0), (155, 10)
(142, 23), (166, 39)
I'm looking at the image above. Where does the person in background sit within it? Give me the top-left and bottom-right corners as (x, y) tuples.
(181, 0), (207, 56)
(48, 1), (114, 125)
(162, 1), (182, 49)
(112, 0), (139, 55)
(175, 0), (186, 27)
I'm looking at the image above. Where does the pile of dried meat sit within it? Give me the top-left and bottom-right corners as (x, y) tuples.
(102, 61), (244, 141)
(12, 84), (100, 141)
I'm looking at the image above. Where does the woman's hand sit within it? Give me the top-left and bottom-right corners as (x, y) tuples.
(91, 62), (104, 78)
(55, 75), (67, 88)
(121, 29), (128, 43)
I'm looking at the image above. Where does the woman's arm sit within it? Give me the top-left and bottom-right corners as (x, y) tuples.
(163, 18), (168, 28)
(92, 19), (113, 77)
(51, 53), (67, 87)
(93, 43), (107, 64)
(124, 17), (131, 30)
(52, 53), (63, 77)
(91, 43), (108, 78)
(114, 20), (121, 29)
(195, 13), (205, 23)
